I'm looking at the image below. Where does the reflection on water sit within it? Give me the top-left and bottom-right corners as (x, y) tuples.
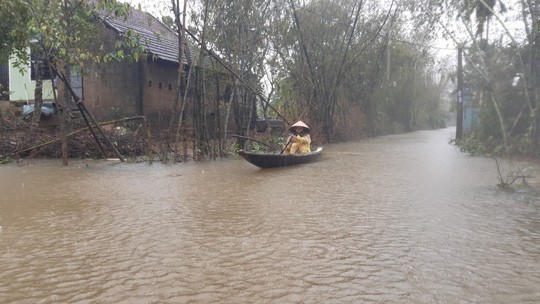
(1, 128), (539, 303)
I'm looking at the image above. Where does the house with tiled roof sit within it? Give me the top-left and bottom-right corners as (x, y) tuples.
(2, 5), (185, 119)
(101, 6), (187, 64)
(66, 4), (256, 133)
(4, 2), (257, 137)
(63, 5), (190, 125)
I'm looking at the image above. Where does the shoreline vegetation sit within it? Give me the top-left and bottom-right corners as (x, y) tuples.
(2, 103), (540, 164)
(2, 102), (539, 164)
(0, 119), (150, 164)
(0, 102), (282, 164)
(2, 103), (540, 193)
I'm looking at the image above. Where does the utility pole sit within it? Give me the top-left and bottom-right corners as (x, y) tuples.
(456, 47), (464, 141)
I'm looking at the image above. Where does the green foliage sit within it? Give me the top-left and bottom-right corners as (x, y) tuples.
(231, 143), (241, 154)
(456, 130), (539, 159)
(2, 0), (146, 76)
(185, 0), (452, 143)
(506, 134), (540, 158)
(459, 39), (539, 158)
(250, 142), (262, 152)
(455, 134), (489, 156)
(0, 0), (30, 63)
(190, 0), (270, 82)
(269, 0), (450, 140)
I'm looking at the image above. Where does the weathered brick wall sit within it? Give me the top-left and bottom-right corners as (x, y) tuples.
(141, 59), (179, 126)
(79, 24), (181, 123)
(57, 26), (143, 121)
(81, 56), (183, 126)
(58, 23), (253, 136)
(84, 61), (141, 120)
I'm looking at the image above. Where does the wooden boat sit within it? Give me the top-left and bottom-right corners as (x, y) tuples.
(238, 147), (323, 168)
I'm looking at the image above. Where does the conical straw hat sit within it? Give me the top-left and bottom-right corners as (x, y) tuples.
(289, 120), (310, 133)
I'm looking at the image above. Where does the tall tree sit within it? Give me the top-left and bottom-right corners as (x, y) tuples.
(411, 0), (538, 154)
(168, 0), (190, 161)
(190, 0), (272, 148)
(274, 0), (399, 140)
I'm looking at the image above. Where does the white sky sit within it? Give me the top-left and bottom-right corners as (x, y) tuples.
(118, 0), (174, 18)
(118, 0), (528, 68)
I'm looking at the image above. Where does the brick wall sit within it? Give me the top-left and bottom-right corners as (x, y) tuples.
(141, 59), (179, 126)
(83, 61), (141, 120)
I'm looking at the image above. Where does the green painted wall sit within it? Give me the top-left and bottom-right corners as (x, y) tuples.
(8, 50), (54, 102)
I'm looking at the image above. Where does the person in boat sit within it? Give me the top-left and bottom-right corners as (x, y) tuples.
(283, 120), (311, 155)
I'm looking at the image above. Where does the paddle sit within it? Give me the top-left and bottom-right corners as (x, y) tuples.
(280, 135), (294, 155)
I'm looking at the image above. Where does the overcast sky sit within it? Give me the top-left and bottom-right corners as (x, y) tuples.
(119, 0), (173, 18)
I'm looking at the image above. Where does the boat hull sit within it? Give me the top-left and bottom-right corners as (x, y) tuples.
(238, 147), (323, 168)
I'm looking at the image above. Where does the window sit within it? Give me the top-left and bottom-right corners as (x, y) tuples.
(30, 47), (52, 80)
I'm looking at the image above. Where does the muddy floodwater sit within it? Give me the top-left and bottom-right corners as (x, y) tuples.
(1, 127), (539, 303)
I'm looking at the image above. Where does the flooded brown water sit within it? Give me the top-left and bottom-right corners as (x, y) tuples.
(1, 128), (539, 303)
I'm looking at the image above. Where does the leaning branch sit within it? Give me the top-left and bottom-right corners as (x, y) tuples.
(3, 116), (146, 159)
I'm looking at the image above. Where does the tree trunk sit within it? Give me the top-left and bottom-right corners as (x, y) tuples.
(31, 59), (44, 131)
(223, 81), (236, 143)
(60, 66), (70, 165)
(53, 64), (125, 162)
(169, 0), (187, 135)
(533, 13), (540, 146)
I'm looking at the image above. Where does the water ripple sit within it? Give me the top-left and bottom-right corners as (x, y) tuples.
(1, 129), (539, 303)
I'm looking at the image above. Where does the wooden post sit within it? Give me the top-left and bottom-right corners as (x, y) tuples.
(145, 118), (153, 164)
(456, 47), (464, 141)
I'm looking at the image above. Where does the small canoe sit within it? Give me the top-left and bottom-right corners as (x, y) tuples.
(238, 147), (323, 168)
